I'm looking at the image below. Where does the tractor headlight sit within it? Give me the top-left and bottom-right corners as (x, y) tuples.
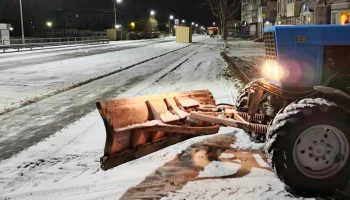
(263, 61), (280, 81)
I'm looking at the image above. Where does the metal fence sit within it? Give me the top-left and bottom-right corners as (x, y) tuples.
(0, 36), (109, 53)
(1, 36), (108, 45)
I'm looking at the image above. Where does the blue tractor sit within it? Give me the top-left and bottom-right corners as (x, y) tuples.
(235, 24), (350, 194)
(96, 24), (350, 196)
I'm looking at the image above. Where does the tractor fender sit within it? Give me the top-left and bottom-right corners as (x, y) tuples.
(314, 86), (350, 100)
(314, 86), (350, 111)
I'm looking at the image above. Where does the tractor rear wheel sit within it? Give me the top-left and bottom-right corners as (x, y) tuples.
(265, 98), (350, 195)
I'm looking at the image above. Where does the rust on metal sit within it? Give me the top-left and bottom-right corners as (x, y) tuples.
(96, 90), (218, 170)
(238, 112), (265, 122)
(96, 89), (269, 171)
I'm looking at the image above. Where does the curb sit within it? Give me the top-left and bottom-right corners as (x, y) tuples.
(220, 51), (251, 84)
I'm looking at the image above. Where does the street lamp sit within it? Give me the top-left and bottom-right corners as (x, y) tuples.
(46, 21), (52, 28)
(192, 22), (194, 25)
(213, 22), (216, 26)
(114, 0), (122, 29)
(10, 27), (13, 31)
(169, 15), (174, 36)
(19, 0), (25, 44)
(150, 10), (155, 16)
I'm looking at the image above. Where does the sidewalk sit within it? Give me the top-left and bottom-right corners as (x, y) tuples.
(221, 38), (265, 84)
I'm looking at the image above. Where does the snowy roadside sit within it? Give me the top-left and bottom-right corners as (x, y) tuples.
(0, 36), (205, 114)
(225, 38), (265, 71)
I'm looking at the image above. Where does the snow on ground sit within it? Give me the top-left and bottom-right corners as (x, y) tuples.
(225, 38), (266, 71)
(0, 36), (204, 114)
(140, 38), (243, 104)
(0, 38), (316, 200)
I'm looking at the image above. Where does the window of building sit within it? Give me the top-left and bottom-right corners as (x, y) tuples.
(331, 12), (338, 24)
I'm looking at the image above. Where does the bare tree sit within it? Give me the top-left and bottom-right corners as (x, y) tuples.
(203, 0), (241, 47)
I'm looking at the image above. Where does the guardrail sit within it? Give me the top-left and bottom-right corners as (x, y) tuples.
(0, 36), (109, 52)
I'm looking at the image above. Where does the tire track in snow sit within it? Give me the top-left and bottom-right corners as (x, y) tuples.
(2, 171), (274, 200)
(0, 38), (206, 115)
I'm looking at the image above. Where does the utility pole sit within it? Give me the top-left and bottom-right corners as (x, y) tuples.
(169, 15), (174, 37)
(114, 2), (117, 27)
(19, 0), (25, 44)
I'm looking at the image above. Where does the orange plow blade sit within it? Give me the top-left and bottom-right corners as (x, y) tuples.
(96, 90), (221, 170)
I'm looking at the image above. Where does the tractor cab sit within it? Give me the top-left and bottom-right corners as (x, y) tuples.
(263, 25), (350, 95)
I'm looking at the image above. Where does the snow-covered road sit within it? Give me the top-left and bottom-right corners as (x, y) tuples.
(0, 37), (324, 200)
(0, 36), (200, 114)
(0, 36), (209, 160)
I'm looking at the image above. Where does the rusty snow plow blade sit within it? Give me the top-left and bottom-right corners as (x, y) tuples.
(96, 90), (269, 170)
(96, 90), (220, 170)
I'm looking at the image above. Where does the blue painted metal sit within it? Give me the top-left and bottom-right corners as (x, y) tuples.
(263, 25), (350, 88)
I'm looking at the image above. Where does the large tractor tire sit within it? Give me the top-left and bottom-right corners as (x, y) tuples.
(265, 98), (350, 195)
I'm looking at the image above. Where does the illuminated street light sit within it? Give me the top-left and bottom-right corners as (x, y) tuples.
(115, 24), (121, 29)
(169, 15), (174, 36)
(114, 0), (122, 29)
(192, 22), (194, 25)
(10, 27), (13, 31)
(46, 21), (52, 28)
(213, 22), (216, 26)
(196, 24), (198, 27)
(150, 10), (155, 16)
(182, 19), (185, 23)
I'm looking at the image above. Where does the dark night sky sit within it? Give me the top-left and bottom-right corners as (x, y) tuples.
(0, 0), (240, 31)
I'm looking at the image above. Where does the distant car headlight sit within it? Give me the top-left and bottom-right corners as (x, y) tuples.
(263, 61), (280, 81)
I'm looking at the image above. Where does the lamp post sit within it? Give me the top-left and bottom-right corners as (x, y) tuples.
(46, 21), (52, 38)
(114, 0), (122, 28)
(19, 0), (25, 44)
(150, 10), (155, 39)
(182, 19), (185, 26)
(46, 21), (52, 28)
(195, 24), (198, 34)
(169, 15), (174, 36)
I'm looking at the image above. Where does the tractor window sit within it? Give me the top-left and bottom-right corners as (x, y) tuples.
(323, 45), (350, 74)
(323, 45), (350, 90)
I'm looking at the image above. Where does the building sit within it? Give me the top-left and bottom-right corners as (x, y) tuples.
(241, 0), (258, 36)
(52, 10), (115, 31)
(241, 0), (277, 36)
(242, 0), (350, 30)
(331, 0), (350, 24)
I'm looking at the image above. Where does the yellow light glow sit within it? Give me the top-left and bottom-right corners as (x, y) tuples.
(46, 21), (52, 28)
(130, 22), (136, 30)
(263, 61), (280, 81)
